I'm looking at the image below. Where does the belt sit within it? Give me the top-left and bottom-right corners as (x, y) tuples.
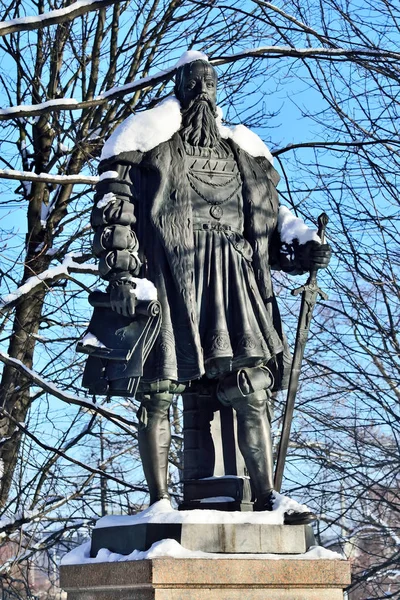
(192, 222), (242, 235)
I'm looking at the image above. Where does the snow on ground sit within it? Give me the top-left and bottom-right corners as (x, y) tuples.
(278, 205), (321, 245)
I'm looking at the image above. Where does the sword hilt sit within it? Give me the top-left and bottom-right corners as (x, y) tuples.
(292, 283), (328, 300)
(317, 212), (329, 244)
(308, 212), (329, 285)
(292, 211), (329, 298)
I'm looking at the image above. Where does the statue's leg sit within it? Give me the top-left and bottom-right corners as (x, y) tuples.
(137, 381), (185, 505)
(217, 367), (275, 510)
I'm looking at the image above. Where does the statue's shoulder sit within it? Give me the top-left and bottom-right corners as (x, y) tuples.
(219, 123), (274, 164)
(100, 98), (182, 162)
(220, 123), (279, 186)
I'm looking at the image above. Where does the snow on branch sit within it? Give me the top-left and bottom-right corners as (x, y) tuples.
(1, 46), (399, 121)
(0, 254), (98, 308)
(0, 350), (136, 430)
(0, 0), (119, 37)
(0, 168), (98, 185)
(0, 73), (170, 121)
(212, 45), (400, 66)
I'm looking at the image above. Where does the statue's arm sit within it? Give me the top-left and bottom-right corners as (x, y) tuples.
(91, 153), (142, 315)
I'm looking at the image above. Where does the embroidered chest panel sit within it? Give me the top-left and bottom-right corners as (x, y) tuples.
(185, 142), (243, 224)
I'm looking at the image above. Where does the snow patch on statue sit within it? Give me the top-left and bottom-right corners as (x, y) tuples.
(96, 192), (116, 208)
(173, 50), (209, 68)
(92, 492), (311, 529)
(62, 537), (344, 565)
(278, 205), (321, 245)
(133, 277), (158, 301)
(98, 170), (118, 182)
(102, 97), (182, 158)
(61, 498), (345, 565)
(80, 332), (106, 348)
(101, 97), (274, 164)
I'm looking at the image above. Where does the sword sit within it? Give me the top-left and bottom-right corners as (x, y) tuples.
(274, 212), (329, 492)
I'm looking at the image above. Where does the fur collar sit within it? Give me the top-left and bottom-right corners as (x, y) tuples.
(101, 97), (274, 165)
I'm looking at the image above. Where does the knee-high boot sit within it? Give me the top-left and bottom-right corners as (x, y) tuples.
(137, 393), (172, 505)
(233, 391), (275, 510)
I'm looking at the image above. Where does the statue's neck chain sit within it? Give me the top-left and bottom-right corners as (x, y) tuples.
(188, 169), (238, 189)
(187, 174), (241, 206)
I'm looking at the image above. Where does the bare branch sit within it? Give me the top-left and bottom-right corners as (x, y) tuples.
(0, 350), (136, 430)
(0, 0), (120, 37)
(0, 168), (98, 185)
(1, 45), (400, 121)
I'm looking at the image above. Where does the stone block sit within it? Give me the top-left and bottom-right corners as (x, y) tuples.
(182, 475), (252, 503)
(90, 522), (315, 556)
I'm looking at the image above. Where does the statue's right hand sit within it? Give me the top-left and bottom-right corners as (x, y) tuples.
(109, 279), (136, 317)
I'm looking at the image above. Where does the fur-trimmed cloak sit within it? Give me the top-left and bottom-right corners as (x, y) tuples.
(93, 100), (304, 389)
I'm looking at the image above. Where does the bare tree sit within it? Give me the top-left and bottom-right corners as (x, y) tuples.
(0, 0), (399, 598)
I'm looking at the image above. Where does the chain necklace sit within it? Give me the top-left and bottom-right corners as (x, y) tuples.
(188, 169), (238, 189)
(187, 171), (241, 206)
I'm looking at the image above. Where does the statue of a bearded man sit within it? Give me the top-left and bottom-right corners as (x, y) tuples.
(84, 55), (331, 524)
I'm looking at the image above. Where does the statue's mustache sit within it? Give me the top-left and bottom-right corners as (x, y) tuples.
(186, 94), (216, 115)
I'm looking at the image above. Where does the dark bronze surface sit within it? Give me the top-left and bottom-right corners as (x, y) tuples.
(80, 59), (331, 523)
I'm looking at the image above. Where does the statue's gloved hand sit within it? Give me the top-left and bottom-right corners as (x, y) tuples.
(298, 240), (332, 271)
(109, 279), (136, 316)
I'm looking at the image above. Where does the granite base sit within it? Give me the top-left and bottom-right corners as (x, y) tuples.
(60, 557), (351, 600)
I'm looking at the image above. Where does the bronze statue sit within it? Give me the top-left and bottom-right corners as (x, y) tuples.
(80, 58), (331, 524)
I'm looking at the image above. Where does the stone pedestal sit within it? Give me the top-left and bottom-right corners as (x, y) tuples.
(60, 557), (351, 600)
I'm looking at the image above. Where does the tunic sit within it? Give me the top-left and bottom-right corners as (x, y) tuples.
(142, 139), (283, 384)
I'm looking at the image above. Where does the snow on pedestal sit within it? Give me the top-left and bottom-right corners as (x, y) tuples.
(61, 498), (344, 566)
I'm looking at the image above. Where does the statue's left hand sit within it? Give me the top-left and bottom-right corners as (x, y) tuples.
(298, 240), (332, 272)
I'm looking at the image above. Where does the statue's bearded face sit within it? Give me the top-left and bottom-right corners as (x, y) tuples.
(175, 61), (220, 147)
(176, 61), (218, 111)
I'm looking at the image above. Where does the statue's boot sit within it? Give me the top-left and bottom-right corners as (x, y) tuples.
(235, 392), (317, 524)
(137, 392), (172, 505)
(233, 390), (275, 509)
(218, 368), (317, 525)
